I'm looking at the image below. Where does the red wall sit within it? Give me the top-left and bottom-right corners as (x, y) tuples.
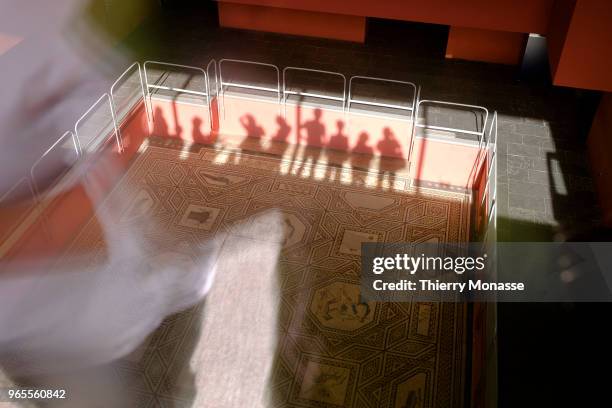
(3, 106), (149, 261)
(218, 2), (365, 42)
(2, 96), (489, 261)
(217, 0), (554, 34)
(588, 93), (612, 226)
(446, 27), (526, 65)
(548, 0), (612, 92)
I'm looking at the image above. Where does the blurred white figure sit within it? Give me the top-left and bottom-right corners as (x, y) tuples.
(0, 3), (285, 407)
(0, 0), (225, 391)
(0, 0), (119, 197)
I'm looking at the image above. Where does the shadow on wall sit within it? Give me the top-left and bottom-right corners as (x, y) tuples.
(150, 96), (415, 189)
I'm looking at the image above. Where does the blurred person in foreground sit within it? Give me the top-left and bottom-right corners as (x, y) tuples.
(0, 1), (231, 405)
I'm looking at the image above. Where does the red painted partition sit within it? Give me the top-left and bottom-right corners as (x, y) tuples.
(214, 93), (485, 189)
(3, 105), (149, 262)
(446, 26), (526, 65)
(347, 112), (412, 158)
(216, 95), (281, 145)
(2, 95), (490, 261)
(218, 2), (366, 42)
(410, 137), (483, 189)
(587, 93), (612, 225)
(218, 0), (554, 35)
(548, 0), (612, 92)
(214, 94), (413, 159)
(150, 97), (219, 145)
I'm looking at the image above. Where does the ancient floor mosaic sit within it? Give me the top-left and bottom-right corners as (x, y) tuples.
(62, 137), (471, 408)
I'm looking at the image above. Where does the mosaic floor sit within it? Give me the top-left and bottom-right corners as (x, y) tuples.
(59, 137), (470, 407)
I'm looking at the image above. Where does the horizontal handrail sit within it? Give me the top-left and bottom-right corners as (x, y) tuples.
(206, 59), (219, 97)
(110, 62), (149, 136)
(0, 177), (33, 204)
(348, 76), (417, 119)
(74, 93), (121, 154)
(144, 61), (209, 97)
(143, 60), (212, 129)
(415, 99), (489, 140)
(282, 67), (347, 111)
(218, 59), (280, 103)
(146, 84), (209, 97)
(30, 131), (80, 200)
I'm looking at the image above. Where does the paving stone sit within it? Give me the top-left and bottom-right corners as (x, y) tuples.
(507, 166), (529, 182)
(509, 193), (546, 212)
(507, 143), (541, 158)
(515, 122), (551, 137)
(508, 181), (552, 198)
(503, 132), (523, 144)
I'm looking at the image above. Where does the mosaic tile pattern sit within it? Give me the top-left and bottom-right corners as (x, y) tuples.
(63, 139), (470, 407)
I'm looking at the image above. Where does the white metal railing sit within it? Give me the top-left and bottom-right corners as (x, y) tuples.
(413, 100), (489, 140)
(282, 67), (347, 112)
(0, 177), (37, 243)
(143, 61), (212, 130)
(481, 111), (497, 246)
(74, 93), (121, 154)
(348, 76), (418, 121)
(29, 131), (80, 201)
(110, 62), (150, 134)
(206, 59), (219, 98)
(218, 59), (280, 102)
(6, 58), (497, 253)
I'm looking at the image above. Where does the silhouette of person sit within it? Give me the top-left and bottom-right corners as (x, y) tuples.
(353, 132), (374, 156)
(228, 114), (264, 164)
(301, 108), (325, 147)
(376, 128), (406, 190)
(297, 108), (326, 177)
(328, 120), (349, 151)
(271, 116), (291, 143)
(376, 127), (402, 157)
(153, 106), (168, 137)
(349, 132), (375, 186)
(326, 120), (350, 181)
(192, 117), (208, 145)
(239, 114), (265, 139)
(267, 116), (291, 164)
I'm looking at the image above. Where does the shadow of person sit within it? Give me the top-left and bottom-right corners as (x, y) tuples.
(265, 116), (292, 174)
(153, 106), (169, 137)
(376, 127), (406, 190)
(326, 120), (350, 182)
(297, 108), (326, 178)
(240, 114), (265, 139)
(271, 115), (291, 144)
(350, 132), (375, 186)
(192, 116), (212, 146)
(228, 114), (266, 164)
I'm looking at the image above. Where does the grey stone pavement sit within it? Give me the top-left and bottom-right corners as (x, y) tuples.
(118, 4), (602, 243)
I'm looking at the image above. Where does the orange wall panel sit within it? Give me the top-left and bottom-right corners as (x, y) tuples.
(150, 98), (218, 145)
(216, 95), (411, 159)
(217, 0), (554, 35)
(549, 0), (612, 92)
(546, 0), (576, 77)
(587, 93), (612, 225)
(217, 96), (281, 144)
(218, 2), (366, 42)
(446, 26), (526, 65)
(3, 105), (150, 261)
(410, 138), (483, 189)
(346, 113), (412, 159)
